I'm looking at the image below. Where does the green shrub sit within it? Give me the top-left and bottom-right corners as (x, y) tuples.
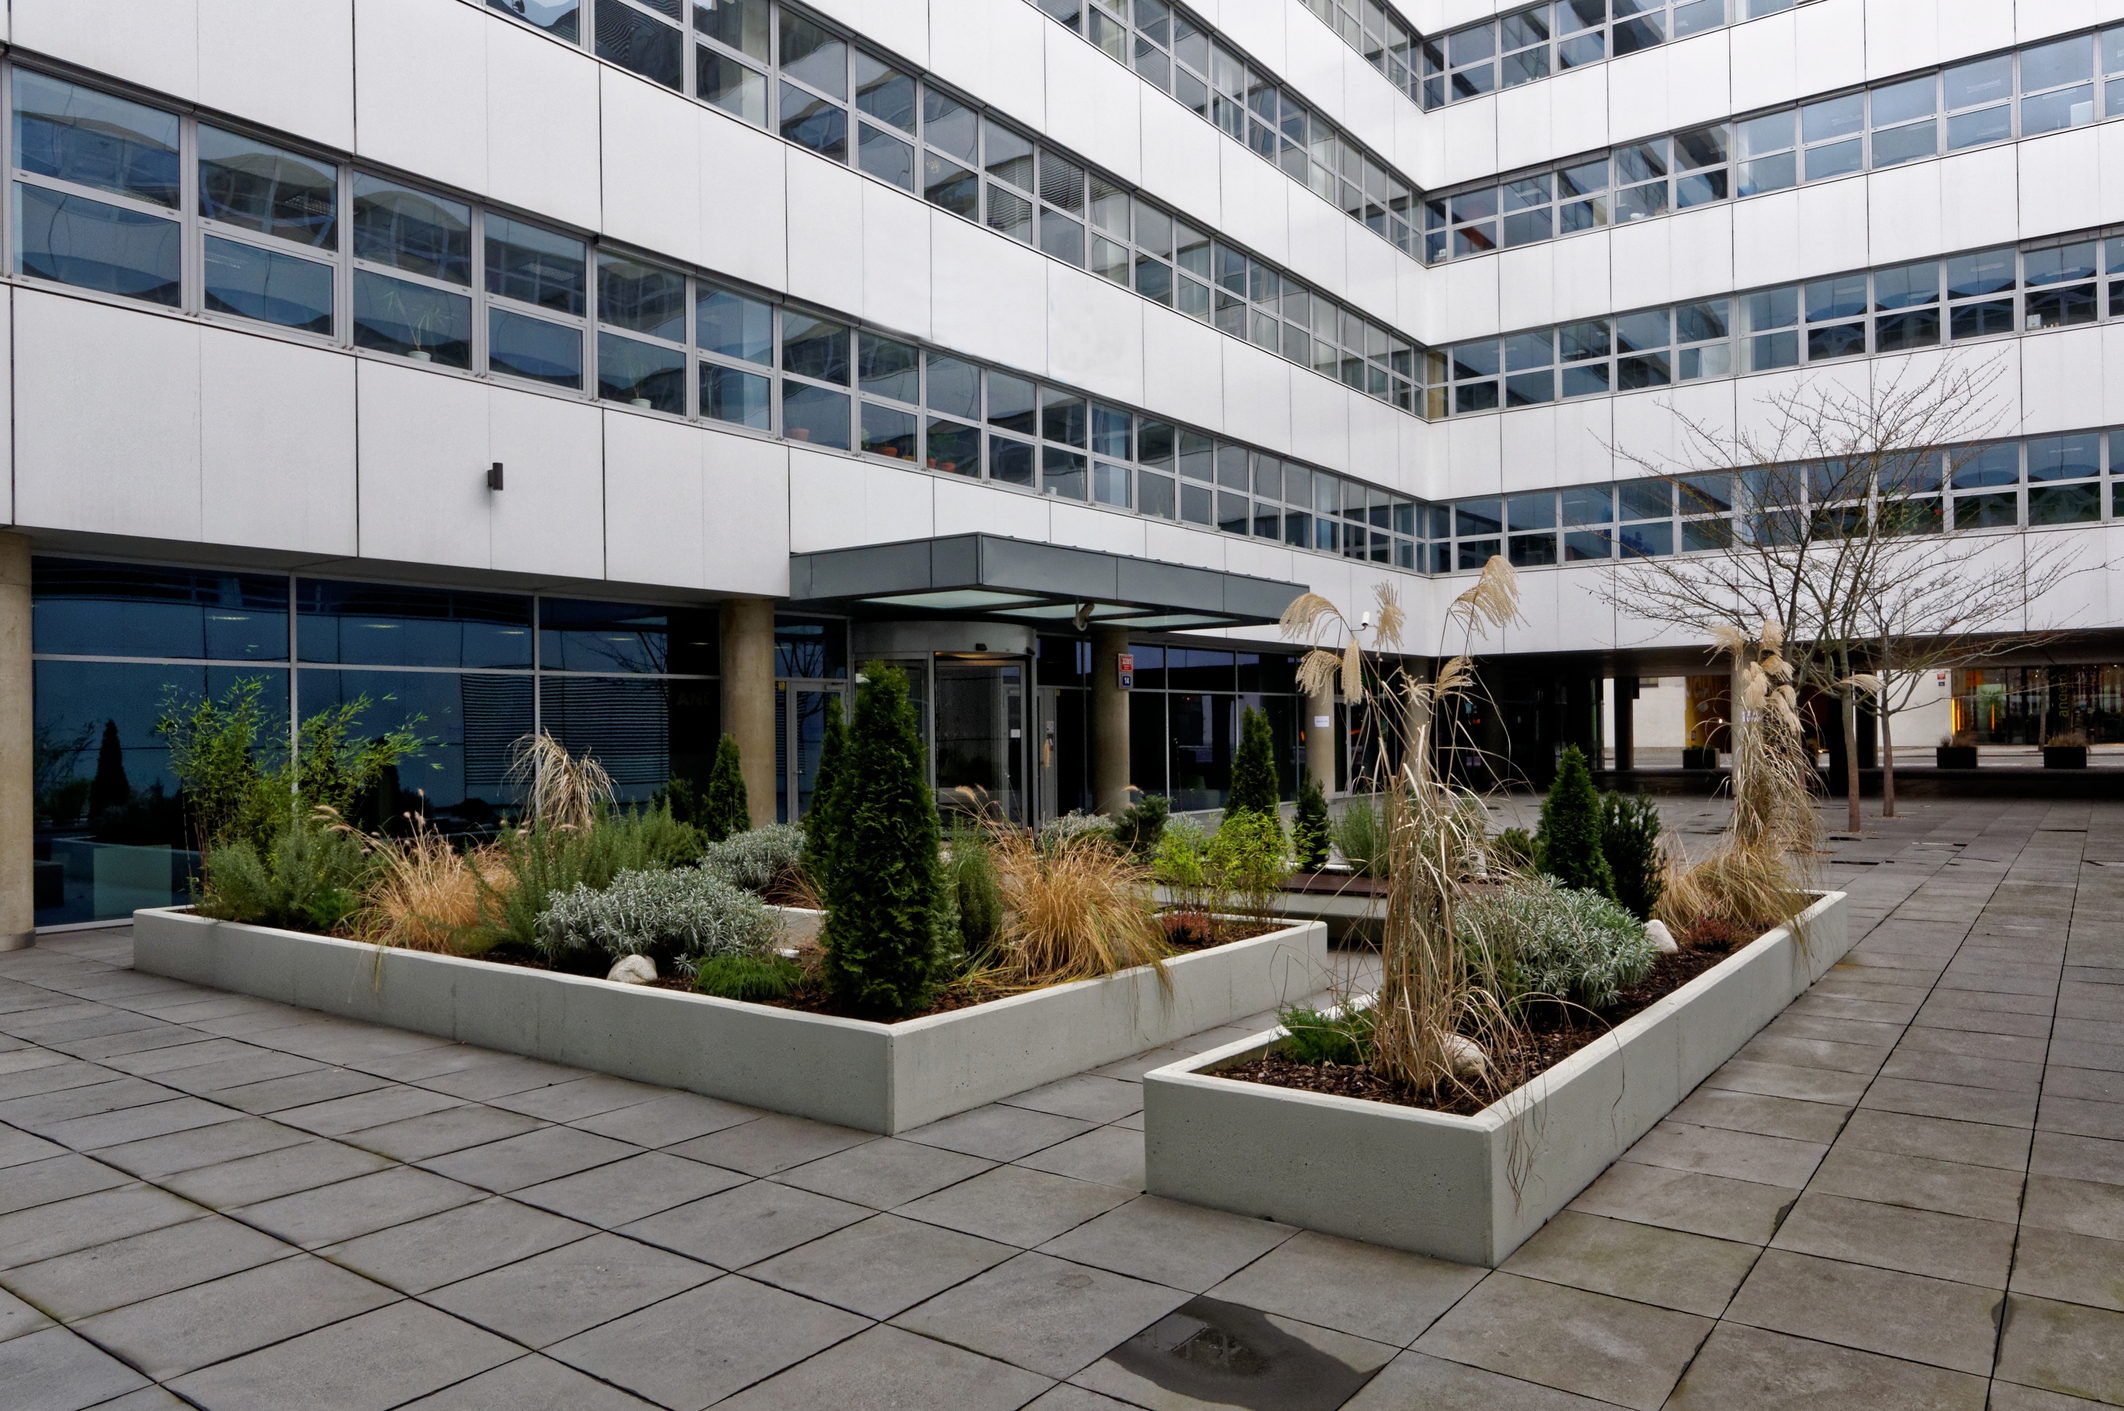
(692, 953), (804, 1002)
(946, 821), (1006, 964)
(538, 865), (776, 974)
(801, 696), (848, 893)
(1332, 800), (1389, 879)
(701, 734), (750, 843)
(699, 823), (806, 896)
(1279, 1005), (1371, 1066)
(1108, 793), (1169, 857)
(1535, 746), (1616, 900)
(157, 679), (423, 856)
(1600, 791), (1666, 922)
(1038, 811), (1111, 854)
(1292, 778), (1330, 870)
(652, 775), (700, 826)
(1208, 807), (1295, 918)
(1226, 705), (1281, 818)
(1459, 876), (1658, 1010)
(199, 813), (367, 933)
(475, 802), (702, 951)
(819, 663), (948, 1019)
(1492, 827), (1536, 870)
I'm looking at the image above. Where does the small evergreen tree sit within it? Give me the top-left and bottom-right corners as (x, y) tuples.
(701, 734), (750, 842)
(1107, 793), (1168, 857)
(1226, 706), (1281, 818)
(1535, 745), (1616, 900)
(1291, 777), (1330, 870)
(820, 664), (945, 1018)
(801, 695), (848, 892)
(1600, 790), (1666, 921)
(88, 721), (130, 818)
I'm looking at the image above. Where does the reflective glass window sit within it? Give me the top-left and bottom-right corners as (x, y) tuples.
(13, 71), (179, 207)
(353, 177), (471, 284)
(485, 215), (585, 314)
(14, 183), (180, 305)
(203, 236), (332, 334)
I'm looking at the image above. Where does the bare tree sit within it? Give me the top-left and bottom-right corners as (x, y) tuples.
(1854, 532), (2084, 815)
(1597, 353), (2042, 833)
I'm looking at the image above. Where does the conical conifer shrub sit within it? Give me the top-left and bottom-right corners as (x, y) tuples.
(1535, 744), (1616, 900)
(820, 663), (945, 1018)
(701, 734), (750, 842)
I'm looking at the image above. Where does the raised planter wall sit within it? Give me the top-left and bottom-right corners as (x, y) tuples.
(132, 909), (1330, 1135)
(1143, 891), (1850, 1267)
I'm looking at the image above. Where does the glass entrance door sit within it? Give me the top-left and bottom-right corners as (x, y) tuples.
(774, 680), (844, 823)
(932, 658), (1026, 823)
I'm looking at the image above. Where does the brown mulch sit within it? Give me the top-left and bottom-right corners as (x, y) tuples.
(1222, 942), (1744, 1116)
(462, 914), (1286, 1021)
(1282, 871), (1388, 897)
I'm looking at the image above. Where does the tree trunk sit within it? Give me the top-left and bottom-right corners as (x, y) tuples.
(1841, 684), (1862, 834)
(1879, 629), (1897, 818)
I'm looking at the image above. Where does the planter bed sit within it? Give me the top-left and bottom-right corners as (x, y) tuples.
(131, 907), (1329, 1135)
(1141, 890), (1849, 1267)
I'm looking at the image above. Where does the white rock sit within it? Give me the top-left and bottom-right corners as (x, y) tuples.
(1444, 1034), (1488, 1078)
(606, 954), (657, 985)
(1646, 919), (1680, 954)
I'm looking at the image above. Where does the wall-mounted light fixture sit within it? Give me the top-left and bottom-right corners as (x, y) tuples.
(487, 461), (505, 491)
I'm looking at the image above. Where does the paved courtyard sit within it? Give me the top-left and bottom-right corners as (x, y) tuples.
(1, 798), (2120, 1410)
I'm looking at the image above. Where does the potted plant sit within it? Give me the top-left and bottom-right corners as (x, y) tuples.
(1680, 718), (1721, 770)
(1935, 733), (1978, 770)
(2043, 730), (2089, 769)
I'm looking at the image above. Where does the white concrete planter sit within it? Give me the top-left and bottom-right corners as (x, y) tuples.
(131, 908), (1329, 1135)
(1142, 891), (1850, 1267)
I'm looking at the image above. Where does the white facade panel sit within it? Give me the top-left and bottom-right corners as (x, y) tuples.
(1727, 9), (1799, 116)
(784, 152), (868, 320)
(862, 181), (935, 342)
(1607, 219), (1673, 317)
(1864, 0), (1939, 77)
(1493, 77), (1553, 177)
(2018, 127), (2106, 242)
(1343, 226), (1401, 328)
(928, 0), (1046, 132)
(1436, 254), (1502, 347)
(696, 110), (789, 293)
(15, 294), (202, 544)
(200, 329), (357, 558)
(1793, 0), (1867, 101)
(805, 0), (928, 68)
(1663, 204), (1734, 305)
(1865, 159), (1945, 268)
(1218, 143), (1292, 268)
(930, 212), (1049, 374)
(1222, 341), (1294, 455)
(1437, 98), (1500, 190)
(1285, 191), (1351, 301)
(786, 448), (935, 552)
(353, 0), (485, 198)
(934, 475), (1047, 540)
(198, 0), (353, 151)
(602, 73), (702, 265)
(1048, 501), (1151, 558)
(702, 433), (792, 598)
(1607, 47), (1671, 144)
(1795, 176), (1872, 280)
(13, 0), (196, 106)
(1547, 66), (1609, 162)
(1937, 145), (2023, 255)
(1041, 30), (1144, 188)
(1137, 92), (1226, 228)
(1217, 0), (1289, 79)
(1443, 414), (1503, 499)
(353, 360), (491, 571)
(603, 412), (706, 590)
(1348, 395), (1401, 490)
(1662, 30), (1731, 133)
(1731, 189), (1804, 291)
(487, 386), (605, 582)
(487, 17), (603, 234)
(1291, 371), (1353, 473)
(2018, 330), (2100, 438)
(1047, 264), (1145, 407)
(1496, 244), (1556, 334)
(1140, 304), (1226, 431)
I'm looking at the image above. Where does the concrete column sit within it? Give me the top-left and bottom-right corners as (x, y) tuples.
(1090, 626), (1131, 816)
(1305, 685), (1335, 795)
(719, 597), (776, 829)
(0, 535), (30, 949)
(1613, 675), (1636, 772)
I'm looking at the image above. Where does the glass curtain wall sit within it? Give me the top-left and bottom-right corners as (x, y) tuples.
(1113, 646), (1302, 812)
(31, 558), (719, 926)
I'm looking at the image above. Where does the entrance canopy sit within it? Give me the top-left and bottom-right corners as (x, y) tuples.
(786, 533), (1307, 632)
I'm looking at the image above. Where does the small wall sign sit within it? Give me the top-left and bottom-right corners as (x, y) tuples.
(1117, 653), (1134, 689)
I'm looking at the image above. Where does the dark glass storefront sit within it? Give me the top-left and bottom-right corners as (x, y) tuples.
(1954, 666), (2124, 744)
(31, 557), (719, 927)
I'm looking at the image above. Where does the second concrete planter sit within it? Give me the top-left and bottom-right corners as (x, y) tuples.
(1143, 891), (1850, 1267)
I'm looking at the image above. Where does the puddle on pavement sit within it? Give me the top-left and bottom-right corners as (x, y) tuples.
(1101, 1295), (1381, 1411)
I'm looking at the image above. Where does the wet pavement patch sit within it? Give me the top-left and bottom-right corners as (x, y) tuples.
(1099, 1295), (1383, 1410)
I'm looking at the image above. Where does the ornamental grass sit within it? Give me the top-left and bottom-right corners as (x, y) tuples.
(988, 827), (1168, 988)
